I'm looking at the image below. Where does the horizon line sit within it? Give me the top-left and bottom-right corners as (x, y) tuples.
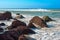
(0, 8), (60, 9)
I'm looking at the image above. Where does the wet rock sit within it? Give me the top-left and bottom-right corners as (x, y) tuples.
(0, 34), (14, 40)
(15, 26), (28, 31)
(23, 28), (35, 34)
(0, 26), (35, 40)
(5, 31), (20, 40)
(18, 35), (28, 40)
(43, 16), (53, 22)
(16, 26), (35, 34)
(0, 28), (3, 32)
(0, 23), (5, 26)
(0, 30), (18, 40)
(0, 11), (12, 20)
(8, 20), (26, 29)
(16, 13), (20, 15)
(8, 26), (35, 35)
(9, 26), (28, 33)
(28, 23), (36, 28)
(28, 16), (48, 28)
(15, 15), (25, 19)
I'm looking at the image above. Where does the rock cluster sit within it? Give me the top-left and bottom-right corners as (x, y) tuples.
(0, 11), (52, 40)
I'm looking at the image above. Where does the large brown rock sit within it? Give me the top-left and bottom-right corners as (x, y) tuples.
(0, 34), (14, 40)
(28, 16), (48, 28)
(42, 16), (53, 22)
(5, 31), (20, 40)
(0, 26), (35, 40)
(9, 26), (35, 35)
(0, 11), (12, 20)
(8, 20), (26, 29)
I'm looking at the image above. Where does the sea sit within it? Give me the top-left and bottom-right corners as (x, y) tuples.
(0, 9), (60, 40)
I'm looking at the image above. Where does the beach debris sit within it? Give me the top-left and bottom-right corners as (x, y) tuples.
(28, 16), (48, 28)
(0, 11), (12, 20)
(42, 16), (53, 22)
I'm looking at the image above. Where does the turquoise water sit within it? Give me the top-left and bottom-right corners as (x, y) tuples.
(13, 11), (60, 18)
(0, 8), (60, 18)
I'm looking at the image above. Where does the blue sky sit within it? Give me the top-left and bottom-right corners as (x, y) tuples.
(0, 0), (60, 8)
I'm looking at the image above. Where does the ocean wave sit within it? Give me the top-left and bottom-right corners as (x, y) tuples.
(0, 9), (51, 12)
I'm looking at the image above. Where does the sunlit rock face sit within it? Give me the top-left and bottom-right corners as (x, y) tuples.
(28, 16), (48, 28)
(0, 11), (12, 20)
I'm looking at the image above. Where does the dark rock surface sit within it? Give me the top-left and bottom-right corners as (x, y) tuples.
(0, 28), (4, 32)
(0, 23), (5, 26)
(16, 13), (25, 19)
(8, 26), (35, 35)
(8, 20), (26, 29)
(0, 11), (12, 20)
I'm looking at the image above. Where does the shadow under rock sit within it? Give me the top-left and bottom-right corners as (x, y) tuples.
(27, 37), (36, 40)
(47, 25), (54, 28)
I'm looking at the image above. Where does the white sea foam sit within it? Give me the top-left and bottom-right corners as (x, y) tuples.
(20, 14), (60, 40)
(0, 9), (51, 12)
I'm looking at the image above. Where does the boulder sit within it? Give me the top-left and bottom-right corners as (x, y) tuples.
(0, 28), (3, 32)
(0, 30), (19, 40)
(0, 26), (35, 40)
(0, 11), (12, 20)
(8, 20), (26, 29)
(9, 26), (28, 32)
(22, 28), (35, 34)
(0, 34), (14, 40)
(8, 26), (35, 35)
(5, 31), (20, 40)
(16, 13), (20, 15)
(0, 23), (5, 26)
(28, 23), (36, 28)
(43, 16), (53, 22)
(28, 16), (48, 28)
(14, 26), (28, 32)
(15, 15), (25, 19)
(18, 35), (28, 40)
